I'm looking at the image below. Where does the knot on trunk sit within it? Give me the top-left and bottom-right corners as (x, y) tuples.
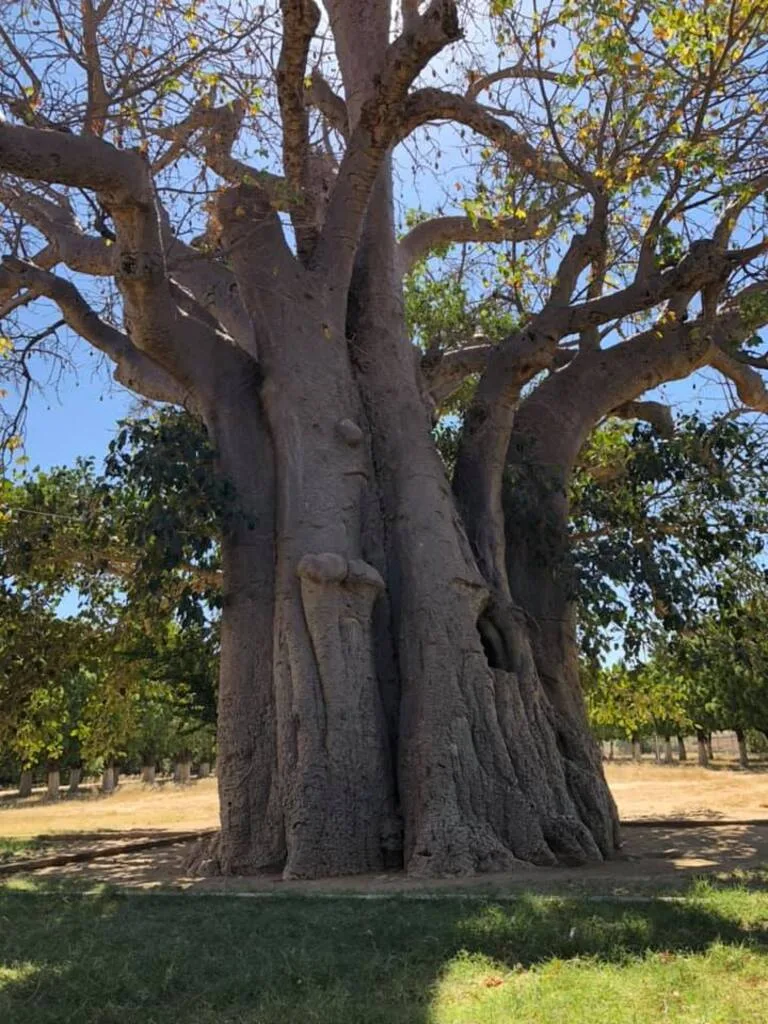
(335, 417), (364, 446)
(297, 553), (385, 595)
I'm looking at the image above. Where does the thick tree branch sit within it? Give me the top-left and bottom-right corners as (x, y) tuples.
(0, 121), (141, 196)
(397, 209), (549, 276)
(399, 88), (569, 184)
(0, 256), (188, 406)
(277, 0), (321, 256)
(81, 0), (111, 135)
(421, 342), (493, 406)
(0, 122), (193, 380)
(0, 185), (112, 275)
(610, 401), (675, 438)
(305, 70), (348, 138)
(709, 348), (768, 414)
(155, 100), (287, 203)
(315, 0), (461, 285)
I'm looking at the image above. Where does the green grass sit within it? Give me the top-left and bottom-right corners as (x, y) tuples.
(0, 837), (44, 864)
(0, 879), (767, 1023)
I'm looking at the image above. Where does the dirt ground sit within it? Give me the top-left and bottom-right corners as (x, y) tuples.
(2, 761), (768, 893)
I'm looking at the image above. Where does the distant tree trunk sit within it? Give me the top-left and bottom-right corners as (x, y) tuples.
(706, 734), (714, 762)
(696, 731), (709, 767)
(68, 766), (82, 793)
(631, 733), (642, 762)
(664, 736), (673, 764)
(174, 759), (192, 785)
(18, 769), (33, 797)
(101, 763), (116, 794)
(198, 762), (211, 779)
(46, 765), (60, 801)
(141, 763), (156, 785)
(735, 728), (749, 768)
(653, 735), (660, 762)
(677, 735), (687, 761)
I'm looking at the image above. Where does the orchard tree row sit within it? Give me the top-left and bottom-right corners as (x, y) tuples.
(0, 414), (218, 796)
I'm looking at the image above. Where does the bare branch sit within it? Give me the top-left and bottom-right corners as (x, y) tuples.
(154, 100), (287, 203)
(399, 88), (569, 185)
(465, 63), (559, 101)
(81, 0), (110, 135)
(0, 256), (188, 406)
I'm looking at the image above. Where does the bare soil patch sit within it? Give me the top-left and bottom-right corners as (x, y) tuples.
(2, 763), (768, 893)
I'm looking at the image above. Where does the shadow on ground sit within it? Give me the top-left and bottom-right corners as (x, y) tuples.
(0, 878), (766, 1024)
(14, 823), (768, 898)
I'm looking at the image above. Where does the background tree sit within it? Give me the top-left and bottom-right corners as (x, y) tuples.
(2, 0), (768, 877)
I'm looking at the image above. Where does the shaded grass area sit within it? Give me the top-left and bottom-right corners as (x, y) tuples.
(0, 838), (45, 864)
(1, 877), (767, 1023)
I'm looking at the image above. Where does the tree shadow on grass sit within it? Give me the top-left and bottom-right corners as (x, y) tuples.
(0, 880), (767, 1024)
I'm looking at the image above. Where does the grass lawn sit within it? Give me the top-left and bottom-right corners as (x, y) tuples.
(0, 837), (43, 863)
(1, 878), (767, 1023)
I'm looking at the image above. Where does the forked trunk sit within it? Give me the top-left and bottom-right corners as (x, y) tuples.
(205, 174), (619, 878)
(205, 6), (618, 877)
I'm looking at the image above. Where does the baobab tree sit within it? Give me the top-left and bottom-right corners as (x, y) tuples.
(2, 0), (768, 878)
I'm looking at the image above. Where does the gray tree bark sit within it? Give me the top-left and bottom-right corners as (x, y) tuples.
(46, 768), (60, 801)
(101, 764), (116, 794)
(664, 736), (674, 764)
(677, 735), (687, 761)
(18, 770), (33, 798)
(735, 728), (749, 768)
(697, 732), (709, 768)
(68, 767), (82, 793)
(141, 763), (156, 785)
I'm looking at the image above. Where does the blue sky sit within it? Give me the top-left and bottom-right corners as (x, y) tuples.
(13, 344), (134, 471)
